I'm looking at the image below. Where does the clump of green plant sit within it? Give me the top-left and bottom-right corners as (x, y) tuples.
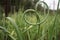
(0, 0), (60, 40)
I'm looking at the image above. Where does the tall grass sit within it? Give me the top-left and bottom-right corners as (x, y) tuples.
(0, 10), (60, 40)
(0, 1), (60, 40)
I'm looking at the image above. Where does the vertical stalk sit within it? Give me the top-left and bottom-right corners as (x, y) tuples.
(55, 0), (60, 40)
